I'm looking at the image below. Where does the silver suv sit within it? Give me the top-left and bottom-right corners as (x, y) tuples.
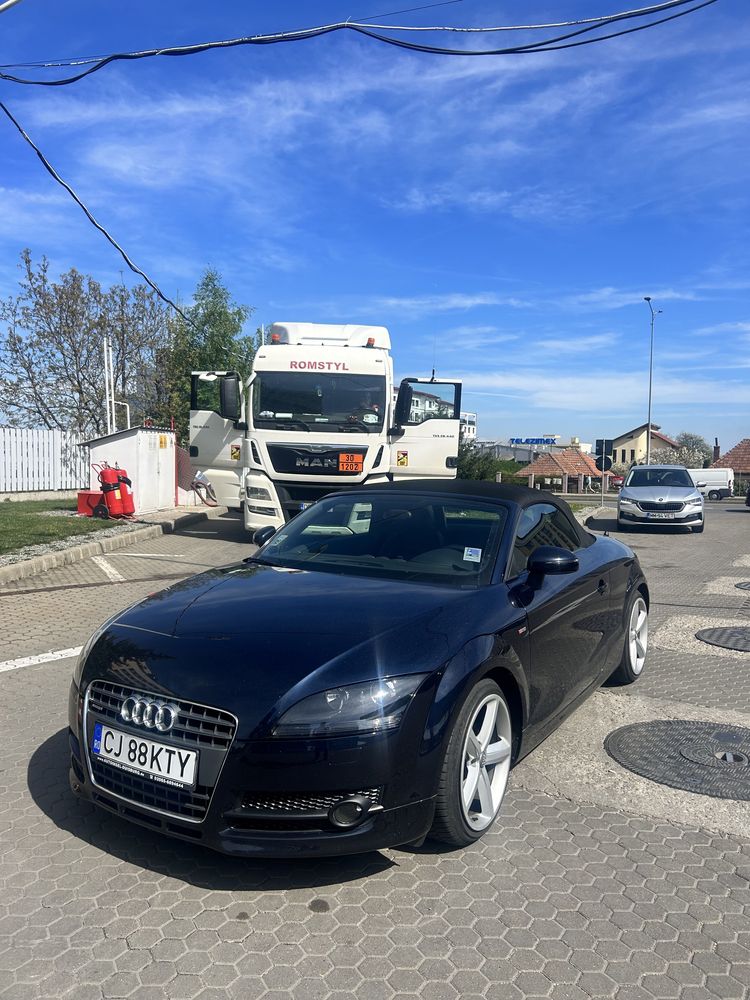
(617, 464), (705, 533)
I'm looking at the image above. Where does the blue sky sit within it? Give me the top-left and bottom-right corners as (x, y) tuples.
(1, 1), (749, 449)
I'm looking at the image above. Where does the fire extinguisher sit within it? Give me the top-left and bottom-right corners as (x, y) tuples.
(117, 467), (135, 516)
(95, 463), (124, 518)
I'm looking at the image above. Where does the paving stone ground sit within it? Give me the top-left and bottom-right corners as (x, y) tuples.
(1, 503), (750, 999)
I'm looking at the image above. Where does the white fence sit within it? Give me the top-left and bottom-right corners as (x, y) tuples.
(0, 427), (88, 492)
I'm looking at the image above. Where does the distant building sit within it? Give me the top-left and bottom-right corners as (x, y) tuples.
(612, 423), (678, 466)
(712, 438), (750, 478)
(460, 411), (477, 439)
(516, 448), (602, 493)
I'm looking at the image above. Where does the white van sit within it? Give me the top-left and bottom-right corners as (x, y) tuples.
(687, 467), (733, 500)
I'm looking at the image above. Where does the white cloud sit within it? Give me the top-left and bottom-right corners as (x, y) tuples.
(537, 333), (617, 354)
(693, 321), (750, 335)
(562, 287), (701, 310)
(366, 292), (530, 317)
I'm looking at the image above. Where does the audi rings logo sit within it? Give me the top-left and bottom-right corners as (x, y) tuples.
(120, 696), (178, 733)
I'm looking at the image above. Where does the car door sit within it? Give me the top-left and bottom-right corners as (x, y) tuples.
(506, 503), (611, 734)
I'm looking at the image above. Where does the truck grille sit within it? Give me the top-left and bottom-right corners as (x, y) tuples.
(87, 680), (236, 750)
(638, 501), (684, 512)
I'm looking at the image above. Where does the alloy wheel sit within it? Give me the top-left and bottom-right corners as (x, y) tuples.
(628, 597), (648, 675)
(460, 693), (512, 831)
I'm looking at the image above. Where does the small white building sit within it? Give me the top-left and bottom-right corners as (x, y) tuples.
(81, 426), (195, 514)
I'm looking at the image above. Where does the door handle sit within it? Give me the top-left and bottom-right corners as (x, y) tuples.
(597, 579), (608, 596)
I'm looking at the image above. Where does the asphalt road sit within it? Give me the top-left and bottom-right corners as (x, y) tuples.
(1, 503), (749, 1000)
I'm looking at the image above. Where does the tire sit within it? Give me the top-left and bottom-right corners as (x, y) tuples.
(430, 679), (513, 847)
(693, 521), (705, 534)
(708, 490), (719, 501)
(617, 518), (629, 532)
(611, 591), (648, 685)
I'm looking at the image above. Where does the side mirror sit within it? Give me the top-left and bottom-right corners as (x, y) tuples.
(253, 525), (276, 547)
(219, 373), (242, 422)
(696, 481), (707, 489)
(527, 545), (579, 577)
(393, 380), (413, 428)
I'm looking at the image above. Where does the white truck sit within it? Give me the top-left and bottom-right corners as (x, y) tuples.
(189, 322), (462, 533)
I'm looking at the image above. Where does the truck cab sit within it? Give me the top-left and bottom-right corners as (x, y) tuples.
(189, 322), (461, 533)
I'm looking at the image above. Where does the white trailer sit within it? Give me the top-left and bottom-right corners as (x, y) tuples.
(189, 322), (462, 533)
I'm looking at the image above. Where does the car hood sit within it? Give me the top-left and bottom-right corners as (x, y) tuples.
(107, 561), (471, 639)
(620, 486), (701, 503)
(82, 562), (498, 735)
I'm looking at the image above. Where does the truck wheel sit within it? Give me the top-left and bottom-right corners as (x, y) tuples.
(708, 490), (719, 501)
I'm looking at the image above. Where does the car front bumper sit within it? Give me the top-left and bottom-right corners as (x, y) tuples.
(68, 680), (437, 858)
(618, 506), (703, 526)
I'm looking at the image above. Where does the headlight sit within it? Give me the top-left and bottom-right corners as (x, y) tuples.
(686, 497), (703, 506)
(619, 497), (636, 506)
(246, 485), (272, 500)
(273, 674), (427, 738)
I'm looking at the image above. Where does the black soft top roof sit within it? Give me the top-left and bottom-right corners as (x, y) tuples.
(332, 478), (594, 547)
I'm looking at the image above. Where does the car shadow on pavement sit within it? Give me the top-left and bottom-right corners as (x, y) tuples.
(28, 728), (396, 889)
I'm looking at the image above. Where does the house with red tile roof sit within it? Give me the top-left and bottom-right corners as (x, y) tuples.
(712, 438), (750, 477)
(516, 448), (602, 493)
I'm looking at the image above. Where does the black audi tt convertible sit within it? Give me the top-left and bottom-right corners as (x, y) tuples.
(68, 481), (649, 857)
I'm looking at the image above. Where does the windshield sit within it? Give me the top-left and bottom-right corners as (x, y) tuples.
(254, 493), (508, 588)
(626, 468), (693, 488)
(252, 372), (386, 432)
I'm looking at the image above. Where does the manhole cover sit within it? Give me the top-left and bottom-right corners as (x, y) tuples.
(604, 721), (750, 799)
(695, 626), (750, 652)
(735, 582), (750, 592)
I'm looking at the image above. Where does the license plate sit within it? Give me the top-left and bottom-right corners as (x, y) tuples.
(92, 723), (197, 788)
(647, 512), (675, 520)
(339, 453), (364, 473)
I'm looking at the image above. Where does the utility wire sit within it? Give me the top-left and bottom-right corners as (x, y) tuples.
(0, 0), (717, 83)
(0, 101), (192, 326)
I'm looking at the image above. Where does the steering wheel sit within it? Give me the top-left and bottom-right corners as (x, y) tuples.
(343, 419), (371, 433)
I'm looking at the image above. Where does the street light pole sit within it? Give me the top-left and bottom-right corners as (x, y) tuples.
(643, 297), (662, 465)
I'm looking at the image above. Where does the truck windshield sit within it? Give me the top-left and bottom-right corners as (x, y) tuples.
(252, 372), (386, 432)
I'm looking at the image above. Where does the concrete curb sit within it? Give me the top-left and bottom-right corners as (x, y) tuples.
(0, 508), (225, 587)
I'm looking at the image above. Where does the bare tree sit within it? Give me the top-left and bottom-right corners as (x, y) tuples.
(0, 250), (169, 437)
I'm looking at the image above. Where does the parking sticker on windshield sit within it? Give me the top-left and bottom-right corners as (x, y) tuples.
(463, 547), (482, 563)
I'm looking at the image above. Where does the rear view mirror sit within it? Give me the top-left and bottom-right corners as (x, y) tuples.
(527, 546), (579, 576)
(219, 373), (242, 422)
(394, 380), (413, 427)
(696, 482), (707, 488)
(253, 526), (276, 547)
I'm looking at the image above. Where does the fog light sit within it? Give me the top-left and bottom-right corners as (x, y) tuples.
(328, 796), (370, 829)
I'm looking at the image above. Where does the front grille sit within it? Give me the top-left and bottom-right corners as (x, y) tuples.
(85, 680), (237, 822)
(241, 787), (382, 814)
(88, 680), (236, 749)
(90, 757), (213, 820)
(638, 501), (684, 512)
